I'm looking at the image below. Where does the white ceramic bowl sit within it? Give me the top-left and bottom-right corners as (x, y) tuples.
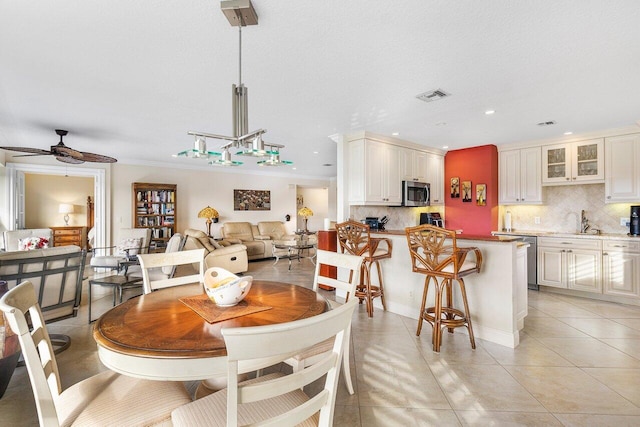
(203, 267), (253, 307)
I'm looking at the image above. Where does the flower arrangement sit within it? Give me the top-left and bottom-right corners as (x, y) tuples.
(19, 237), (49, 251)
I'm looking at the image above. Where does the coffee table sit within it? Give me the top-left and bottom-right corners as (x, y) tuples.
(88, 274), (143, 323)
(272, 242), (316, 270)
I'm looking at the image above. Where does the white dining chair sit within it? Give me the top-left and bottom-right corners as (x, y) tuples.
(137, 248), (205, 294)
(283, 249), (363, 395)
(171, 298), (358, 427)
(0, 280), (192, 427)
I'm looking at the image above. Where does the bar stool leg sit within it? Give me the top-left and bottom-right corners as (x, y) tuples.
(433, 278), (445, 352)
(458, 278), (476, 349)
(416, 275), (431, 336)
(374, 260), (386, 310)
(364, 262), (374, 317)
(445, 278), (455, 334)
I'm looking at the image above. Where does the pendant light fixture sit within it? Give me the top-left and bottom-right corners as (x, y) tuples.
(173, 136), (220, 159)
(178, 0), (292, 167)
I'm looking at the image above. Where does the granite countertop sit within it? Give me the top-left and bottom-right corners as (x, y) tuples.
(371, 229), (521, 242)
(492, 230), (638, 241)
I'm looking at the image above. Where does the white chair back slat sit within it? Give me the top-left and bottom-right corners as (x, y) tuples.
(137, 248), (205, 294)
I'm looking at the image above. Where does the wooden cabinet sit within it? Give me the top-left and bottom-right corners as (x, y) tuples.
(426, 153), (444, 205)
(51, 226), (88, 249)
(542, 139), (604, 185)
(602, 240), (640, 298)
(537, 236), (602, 292)
(605, 133), (640, 203)
(400, 148), (427, 182)
(499, 147), (542, 204)
(348, 139), (402, 205)
(132, 182), (177, 252)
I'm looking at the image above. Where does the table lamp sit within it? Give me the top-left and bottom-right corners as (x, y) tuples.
(59, 203), (74, 226)
(297, 206), (314, 232)
(198, 206), (219, 237)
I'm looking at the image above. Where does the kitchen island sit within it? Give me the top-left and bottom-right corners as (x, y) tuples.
(340, 230), (528, 348)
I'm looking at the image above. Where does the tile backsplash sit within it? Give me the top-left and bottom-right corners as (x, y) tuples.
(500, 184), (637, 234)
(349, 184), (638, 235)
(349, 206), (444, 230)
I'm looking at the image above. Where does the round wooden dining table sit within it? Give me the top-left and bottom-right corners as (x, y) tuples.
(93, 280), (328, 381)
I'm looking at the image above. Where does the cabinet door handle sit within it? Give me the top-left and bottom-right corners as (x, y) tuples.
(607, 196), (611, 199)
(572, 177), (576, 180)
(566, 177), (570, 181)
(567, 250), (573, 253)
(603, 252), (608, 256)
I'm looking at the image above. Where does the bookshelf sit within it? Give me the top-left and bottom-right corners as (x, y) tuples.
(132, 182), (177, 252)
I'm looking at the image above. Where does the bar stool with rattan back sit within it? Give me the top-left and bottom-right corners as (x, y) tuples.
(336, 220), (393, 317)
(405, 224), (483, 352)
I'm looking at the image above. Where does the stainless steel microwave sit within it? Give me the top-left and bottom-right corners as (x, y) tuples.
(402, 181), (430, 207)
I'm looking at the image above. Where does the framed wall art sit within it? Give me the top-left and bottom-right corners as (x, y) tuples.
(450, 177), (460, 198)
(234, 189), (271, 211)
(462, 181), (472, 202)
(476, 184), (487, 206)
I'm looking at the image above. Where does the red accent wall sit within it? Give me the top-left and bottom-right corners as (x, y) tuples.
(444, 145), (499, 236)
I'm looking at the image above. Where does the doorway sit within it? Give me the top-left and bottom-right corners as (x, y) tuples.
(5, 163), (107, 248)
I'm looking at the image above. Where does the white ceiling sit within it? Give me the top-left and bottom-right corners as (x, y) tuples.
(1, 1), (640, 179)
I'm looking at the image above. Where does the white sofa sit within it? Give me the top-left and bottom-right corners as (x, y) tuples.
(2, 228), (53, 252)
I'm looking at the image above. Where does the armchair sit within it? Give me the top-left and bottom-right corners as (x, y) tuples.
(182, 229), (248, 274)
(89, 228), (152, 271)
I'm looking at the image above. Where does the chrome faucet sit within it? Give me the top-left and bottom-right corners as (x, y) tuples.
(580, 210), (590, 234)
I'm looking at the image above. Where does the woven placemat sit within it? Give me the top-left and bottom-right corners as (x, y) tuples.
(179, 294), (272, 324)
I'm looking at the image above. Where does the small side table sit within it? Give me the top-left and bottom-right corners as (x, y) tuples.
(272, 242), (317, 271)
(88, 274), (143, 323)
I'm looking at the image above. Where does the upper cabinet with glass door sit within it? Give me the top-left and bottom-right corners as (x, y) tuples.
(542, 139), (604, 185)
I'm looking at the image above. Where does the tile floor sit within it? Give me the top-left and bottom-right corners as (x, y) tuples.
(2, 258), (640, 426)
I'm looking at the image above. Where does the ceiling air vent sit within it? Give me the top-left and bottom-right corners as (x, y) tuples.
(416, 89), (450, 103)
(537, 120), (556, 126)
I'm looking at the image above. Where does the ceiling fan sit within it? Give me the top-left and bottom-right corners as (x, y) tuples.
(0, 129), (117, 164)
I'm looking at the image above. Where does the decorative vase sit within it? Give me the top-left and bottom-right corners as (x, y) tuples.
(0, 281), (21, 399)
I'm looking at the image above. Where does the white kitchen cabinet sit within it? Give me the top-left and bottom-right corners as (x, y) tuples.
(348, 139), (401, 206)
(537, 237), (602, 292)
(426, 153), (444, 205)
(400, 148), (427, 182)
(542, 139), (604, 185)
(602, 240), (640, 298)
(605, 133), (640, 203)
(499, 147), (542, 204)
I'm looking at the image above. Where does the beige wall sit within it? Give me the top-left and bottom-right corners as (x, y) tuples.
(296, 187), (329, 231)
(111, 164), (330, 242)
(25, 173), (94, 228)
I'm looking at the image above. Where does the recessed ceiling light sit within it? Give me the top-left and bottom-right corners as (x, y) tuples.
(313, 151), (318, 154)
(392, 132), (399, 136)
(485, 110), (495, 115)
(292, 167), (297, 170)
(442, 145), (449, 149)
(564, 131), (573, 135)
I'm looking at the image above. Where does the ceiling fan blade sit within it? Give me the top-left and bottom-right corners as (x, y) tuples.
(51, 144), (83, 160)
(0, 146), (51, 155)
(79, 152), (117, 163)
(55, 155), (84, 164)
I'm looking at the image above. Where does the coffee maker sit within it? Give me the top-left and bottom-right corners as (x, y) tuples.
(419, 212), (444, 227)
(630, 206), (640, 236)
